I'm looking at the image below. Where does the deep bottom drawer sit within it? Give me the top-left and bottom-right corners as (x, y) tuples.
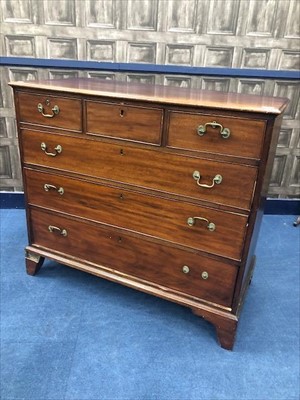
(29, 207), (238, 308)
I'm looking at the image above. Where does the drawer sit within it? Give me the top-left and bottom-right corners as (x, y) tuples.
(167, 111), (266, 160)
(85, 100), (163, 144)
(17, 92), (82, 131)
(21, 130), (257, 211)
(29, 207), (238, 308)
(25, 169), (247, 260)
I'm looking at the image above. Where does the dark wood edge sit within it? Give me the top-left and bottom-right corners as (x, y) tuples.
(8, 81), (289, 115)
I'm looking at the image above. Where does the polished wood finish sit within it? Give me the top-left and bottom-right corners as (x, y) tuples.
(167, 111), (266, 160)
(192, 308), (238, 350)
(29, 207), (237, 308)
(21, 130), (257, 211)
(10, 79), (288, 114)
(25, 250), (45, 276)
(24, 168), (248, 261)
(86, 100), (163, 144)
(17, 91), (82, 131)
(10, 79), (288, 350)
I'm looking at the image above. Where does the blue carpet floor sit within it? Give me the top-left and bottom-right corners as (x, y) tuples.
(0, 209), (299, 400)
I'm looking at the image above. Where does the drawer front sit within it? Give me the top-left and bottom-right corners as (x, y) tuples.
(17, 92), (82, 131)
(21, 130), (257, 211)
(29, 207), (238, 308)
(25, 169), (247, 260)
(86, 100), (163, 144)
(167, 111), (266, 160)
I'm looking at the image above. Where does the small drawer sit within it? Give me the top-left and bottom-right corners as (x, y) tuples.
(29, 207), (238, 308)
(17, 91), (82, 131)
(85, 100), (163, 144)
(25, 169), (248, 261)
(167, 111), (266, 160)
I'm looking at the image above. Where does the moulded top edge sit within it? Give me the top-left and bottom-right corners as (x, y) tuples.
(8, 78), (289, 115)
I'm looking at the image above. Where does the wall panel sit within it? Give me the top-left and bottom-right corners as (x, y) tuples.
(0, 0), (299, 198)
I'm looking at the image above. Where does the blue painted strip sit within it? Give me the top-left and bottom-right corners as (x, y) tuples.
(1, 192), (299, 214)
(0, 192), (25, 209)
(264, 199), (300, 215)
(1, 57), (300, 80)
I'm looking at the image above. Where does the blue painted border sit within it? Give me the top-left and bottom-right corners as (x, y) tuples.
(0, 193), (299, 214)
(1, 57), (300, 80)
(264, 199), (300, 215)
(0, 193), (25, 209)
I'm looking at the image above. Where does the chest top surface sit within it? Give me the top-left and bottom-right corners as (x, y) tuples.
(9, 78), (289, 114)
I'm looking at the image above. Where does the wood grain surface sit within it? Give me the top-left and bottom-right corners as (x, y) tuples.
(11, 79), (288, 349)
(29, 207), (238, 308)
(21, 130), (257, 211)
(10, 79), (289, 114)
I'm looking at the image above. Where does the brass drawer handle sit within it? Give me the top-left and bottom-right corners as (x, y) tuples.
(182, 266), (209, 279)
(48, 225), (67, 236)
(44, 184), (64, 195)
(193, 170), (222, 188)
(37, 103), (60, 118)
(187, 217), (216, 231)
(41, 142), (62, 157)
(197, 121), (230, 139)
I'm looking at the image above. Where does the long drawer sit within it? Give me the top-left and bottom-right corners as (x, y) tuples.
(25, 169), (247, 261)
(29, 207), (238, 308)
(21, 130), (257, 211)
(167, 110), (266, 160)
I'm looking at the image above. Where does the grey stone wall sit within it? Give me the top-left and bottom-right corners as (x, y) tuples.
(1, 0), (299, 197)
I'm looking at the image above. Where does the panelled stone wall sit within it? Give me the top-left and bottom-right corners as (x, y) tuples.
(1, 0), (299, 197)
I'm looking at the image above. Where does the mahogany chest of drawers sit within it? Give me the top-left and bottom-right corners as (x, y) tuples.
(10, 79), (288, 349)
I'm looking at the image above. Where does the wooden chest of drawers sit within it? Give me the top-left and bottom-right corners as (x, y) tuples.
(10, 79), (288, 349)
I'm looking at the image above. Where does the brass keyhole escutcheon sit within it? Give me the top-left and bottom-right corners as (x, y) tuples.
(120, 148), (125, 155)
(45, 99), (51, 106)
(120, 109), (125, 117)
